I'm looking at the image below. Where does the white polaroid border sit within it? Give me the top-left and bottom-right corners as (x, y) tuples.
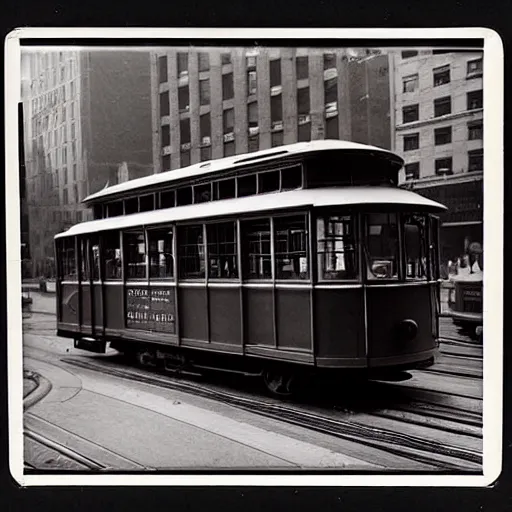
(5, 27), (503, 487)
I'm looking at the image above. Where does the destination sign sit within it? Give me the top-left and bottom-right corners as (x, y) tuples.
(126, 286), (176, 333)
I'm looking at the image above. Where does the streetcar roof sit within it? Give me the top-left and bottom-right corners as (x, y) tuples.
(56, 186), (446, 239)
(83, 140), (404, 204)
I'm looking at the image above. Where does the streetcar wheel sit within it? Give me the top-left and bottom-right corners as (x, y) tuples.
(262, 369), (295, 397)
(135, 349), (157, 368)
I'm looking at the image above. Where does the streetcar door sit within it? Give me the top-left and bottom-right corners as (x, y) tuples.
(78, 237), (94, 335)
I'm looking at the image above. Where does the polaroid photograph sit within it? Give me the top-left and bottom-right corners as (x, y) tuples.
(4, 27), (503, 487)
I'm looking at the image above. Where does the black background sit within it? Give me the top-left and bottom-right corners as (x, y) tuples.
(2, 1), (510, 511)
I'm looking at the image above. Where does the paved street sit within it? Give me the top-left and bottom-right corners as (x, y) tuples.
(22, 291), (482, 472)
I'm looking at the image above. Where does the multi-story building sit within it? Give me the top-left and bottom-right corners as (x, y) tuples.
(150, 47), (391, 173)
(21, 50), (153, 277)
(390, 49), (484, 263)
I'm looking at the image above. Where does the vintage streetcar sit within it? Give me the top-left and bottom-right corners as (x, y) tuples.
(54, 140), (446, 396)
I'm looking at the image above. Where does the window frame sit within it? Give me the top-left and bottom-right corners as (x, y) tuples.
(123, 229), (148, 281)
(206, 221), (239, 281)
(177, 223), (206, 281)
(147, 225), (175, 281)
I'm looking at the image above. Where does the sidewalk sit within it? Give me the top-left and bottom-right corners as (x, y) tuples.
(23, 291), (57, 315)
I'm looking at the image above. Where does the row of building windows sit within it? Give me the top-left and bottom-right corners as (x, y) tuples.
(404, 149), (484, 179)
(97, 165), (303, 220)
(32, 101), (78, 138)
(402, 58), (483, 93)
(402, 120), (483, 151)
(401, 90), (483, 124)
(31, 81), (77, 114)
(59, 213), (363, 283)
(401, 50), (465, 59)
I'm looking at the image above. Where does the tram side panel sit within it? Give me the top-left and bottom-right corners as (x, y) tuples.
(208, 286), (242, 348)
(59, 282), (80, 330)
(275, 288), (312, 351)
(365, 284), (436, 367)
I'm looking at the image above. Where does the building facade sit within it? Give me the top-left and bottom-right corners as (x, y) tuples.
(150, 47), (391, 173)
(390, 49), (484, 264)
(21, 50), (153, 277)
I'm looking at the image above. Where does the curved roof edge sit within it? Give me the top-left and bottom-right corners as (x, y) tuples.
(58, 186), (445, 239)
(83, 140), (404, 204)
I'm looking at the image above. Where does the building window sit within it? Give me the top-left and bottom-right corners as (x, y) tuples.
(248, 135), (259, 152)
(434, 96), (451, 117)
(433, 65), (450, 86)
(162, 154), (171, 171)
(434, 126), (452, 145)
(247, 101), (258, 128)
(148, 228), (174, 279)
(402, 74), (419, 93)
(160, 91), (170, 117)
(435, 157), (453, 175)
(73, 164), (77, 181)
(180, 117), (191, 144)
(298, 122), (311, 142)
(124, 231), (146, 280)
(241, 218), (272, 280)
(222, 72), (234, 100)
(223, 108), (234, 134)
(71, 123), (75, 139)
(158, 56), (168, 83)
(270, 59), (281, 87)
(247, 70), (257, 95)
(271, 94), (282, 124)
(404, 162), (420, 180)
(274, 215), (309, 280)
(323, 52), (336, 70)
(296, 56), (309, 80)
(316, 215), (358, 280)
(467, 58), (483, 78)
(177, 52), (188, 77)
(207, 222), (238, 279)
(161, 124), (170, 147)
(401, 50), (418, 59)
(402, 104), (419, 123)
(198, 52), (210, 72)
(199, 78), (210, 105)
(63, 167), (68, 185)
(160, 189), (175, 208)
(103, 231), (122, 279)
(200, 113), (211, 142)
(271, 131), (284, 147)
(297, 87), (310, 115)
(63, 188), (68, 204)
(468, 121), (483, 140)
(181, 150), (191, 168)
(200, 146), (212, 162)
(224, 141), (235, 157)
(178, 225), (205, 279)
(403, 133), (419, 151)
(467, 90), (483, 110)
(468, 149), (483, 172)
(178, 86), (190, 112)
(326, 116), (339, 139)
(221, 53), (231, 65)
(238, 174), (257, 197)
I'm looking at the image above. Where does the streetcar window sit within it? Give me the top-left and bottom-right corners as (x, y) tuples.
(258, 170), (280, 194)
(237, 174), (257, 197)
(60, 238), (78, 281)
(194, 183), (212, 204)
(124, 231), (147, 280)
(365, 213), (400, 280)
(79, 238), (90, 281)
(403, 214), (428, 280)
(139, 194), (155, 212)
(429, 216), (440, 279)
(316, 215), (358, 280)
(91, 236), (100, 281)
(148, 229), (174, 279)
(274, 215), (309, 280)
(281, 165), (302, 190)
(93, 204), (103, 219)
(207, 222), (238, 279)
(178, 225), (205, 279)
(125, 197), (138, 215)
(160, 190), (175, 209)
(215, 178), (236, 200)
(107, 201), (123, 218)
(102, 231), (122, 280)
(241, 218), (272, 280)
(177, 186), (193, 206)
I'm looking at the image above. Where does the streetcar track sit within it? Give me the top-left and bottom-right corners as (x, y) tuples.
(61, 356), (482, 470)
